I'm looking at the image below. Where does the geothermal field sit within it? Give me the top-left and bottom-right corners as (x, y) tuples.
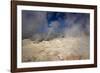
(22, 11), (90, 62)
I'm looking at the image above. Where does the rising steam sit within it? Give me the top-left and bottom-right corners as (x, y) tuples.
(22, 11), (90, 62)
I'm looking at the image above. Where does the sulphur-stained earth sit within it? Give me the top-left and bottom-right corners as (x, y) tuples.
(22, 35), (89, 62)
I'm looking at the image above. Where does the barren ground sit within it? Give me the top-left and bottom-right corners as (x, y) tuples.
(22, 35), (89, 62)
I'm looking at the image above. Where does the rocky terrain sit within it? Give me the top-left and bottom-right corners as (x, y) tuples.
(22, 35), (89, 62)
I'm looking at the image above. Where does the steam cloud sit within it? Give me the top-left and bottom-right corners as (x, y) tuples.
(22, 11), (90, 41)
